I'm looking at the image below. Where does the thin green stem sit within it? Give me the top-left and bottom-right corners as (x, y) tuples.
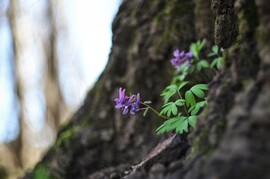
(141, 102), (169, 120)
(177, 91), (190, 116)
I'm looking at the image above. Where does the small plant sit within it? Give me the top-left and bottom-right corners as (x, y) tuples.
(114, 40), (223, 135)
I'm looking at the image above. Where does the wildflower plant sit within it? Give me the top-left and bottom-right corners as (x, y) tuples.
(114, 87), (140, 115)
(114, 40), (224, 135)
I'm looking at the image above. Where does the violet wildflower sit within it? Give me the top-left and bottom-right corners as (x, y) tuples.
(170, 49), (193, 69)
(114, 87), (141, 115)
(114, 87), (126, 109)
(130, 93), (141, 114)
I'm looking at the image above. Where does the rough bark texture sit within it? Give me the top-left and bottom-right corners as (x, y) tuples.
(25, 0), (270, 178)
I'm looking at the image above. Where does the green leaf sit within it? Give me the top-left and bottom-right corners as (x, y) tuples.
(159, 102), (178, 117)
(190, 44), (199, 60)
(143, 108), (149, 117)
(210, 57), (223, 69)
(161, 93), (173, 103)
(199, 39), (206, 50)
(172, 76), (182, 84)
(159, 105), (171, 117)
(143, 101), (152, 104)
(165, 117), (183, 132)
(188, 116), (197, 128)
(178, 81), (188, 91)
(196, 60), (209, 71)
(165, 84), (178, 91)
(196, 63), (202, 71)
(197, 100), (207, 108)
(190, 39), (205, 60)
(199, 60), (209, 68)
(156, 123), (167, 135)
(162, 102), (174, 108)
(180, 62), (190, 74)
(185, 90), (196, 107)
(188, 100), (207, 115)
(212, 45), (219, 54)
(190, 84), (208, 98)
(176, 119), (188, 134)
(156, 116), (186, 135)
(191, 105), (200, 115)
(216, 57), (223, 69)
(175, 99), (185, 106)
(191, 87), (205, 98)
(161, 84), (178, 103)
(193, 84), (208, 91)
(210, 60), (216, 68)
(207, 52), (216, 57)
(164, 117), (182, 125)
(159, 106), (169, 116)
(171, 103), (178, 116)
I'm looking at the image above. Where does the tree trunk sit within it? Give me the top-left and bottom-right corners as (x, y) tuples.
(26, 0), (270, 179)
(8, 0), (67, 173)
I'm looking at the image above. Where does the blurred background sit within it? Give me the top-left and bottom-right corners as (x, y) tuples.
(0, 0), (121, 178)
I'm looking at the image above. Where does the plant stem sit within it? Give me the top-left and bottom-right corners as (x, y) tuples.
(177, 91), (190, 116)
(141, 102), (169, 120)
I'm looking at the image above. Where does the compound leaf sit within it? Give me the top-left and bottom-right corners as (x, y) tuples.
(185, 90), (196, 107)
(178, 81), (188, 91)
(160, 102), (178, 118)
(176, 119), (188, 134)
(143, 108), (149, 117)
(175, 99), (185, 106)
(188, 116), (197, 128)
(190, 87), (205, 98)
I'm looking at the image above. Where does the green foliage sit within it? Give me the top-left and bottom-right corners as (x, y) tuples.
(0, 166), (7, 179)
(211, 57), (223, 69)
(160, 84), (178, 103)
(188, 100), (207, 115)
(185, 90), (196, 107)
(154, 40), (223, 135)
(208, 45), (224, 69)
(190, 84), (208, 98)
(196, 60), (209, 71)
(157, 82), (208, 134)
(34, 166), (58, 179)
(159, 99), (185, 117)
(190, 39), (205, 60)
(119, 40), (224, 135)
(188, 116), (197, 128)
(115, 40), (224, 136)
(143, 107), (149, 117)
(156, 115), (188, 135)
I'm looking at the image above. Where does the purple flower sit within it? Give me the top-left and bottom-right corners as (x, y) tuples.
(114, 87), (126, 109)
(114, 88), (141, 115)
(170, 49), (193, 69)
(185, 51), (193, 59)
(130, 93), (140, 114)
(173, 49), (184, 58)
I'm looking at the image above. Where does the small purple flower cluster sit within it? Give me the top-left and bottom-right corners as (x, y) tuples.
(114, 87), (141, 115)
(170, 49), (193, 69)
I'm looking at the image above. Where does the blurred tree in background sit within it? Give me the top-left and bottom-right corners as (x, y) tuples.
(9, 0), (68, 170)
(0, 0), (115, 178)
(0, 0), (121, 178)
(1, 0), (69, 177)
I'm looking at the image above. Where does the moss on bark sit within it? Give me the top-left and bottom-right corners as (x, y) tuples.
(0, 166), (7, 179)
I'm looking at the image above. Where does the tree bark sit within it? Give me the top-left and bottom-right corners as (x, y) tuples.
(26, 0), (270, 179)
